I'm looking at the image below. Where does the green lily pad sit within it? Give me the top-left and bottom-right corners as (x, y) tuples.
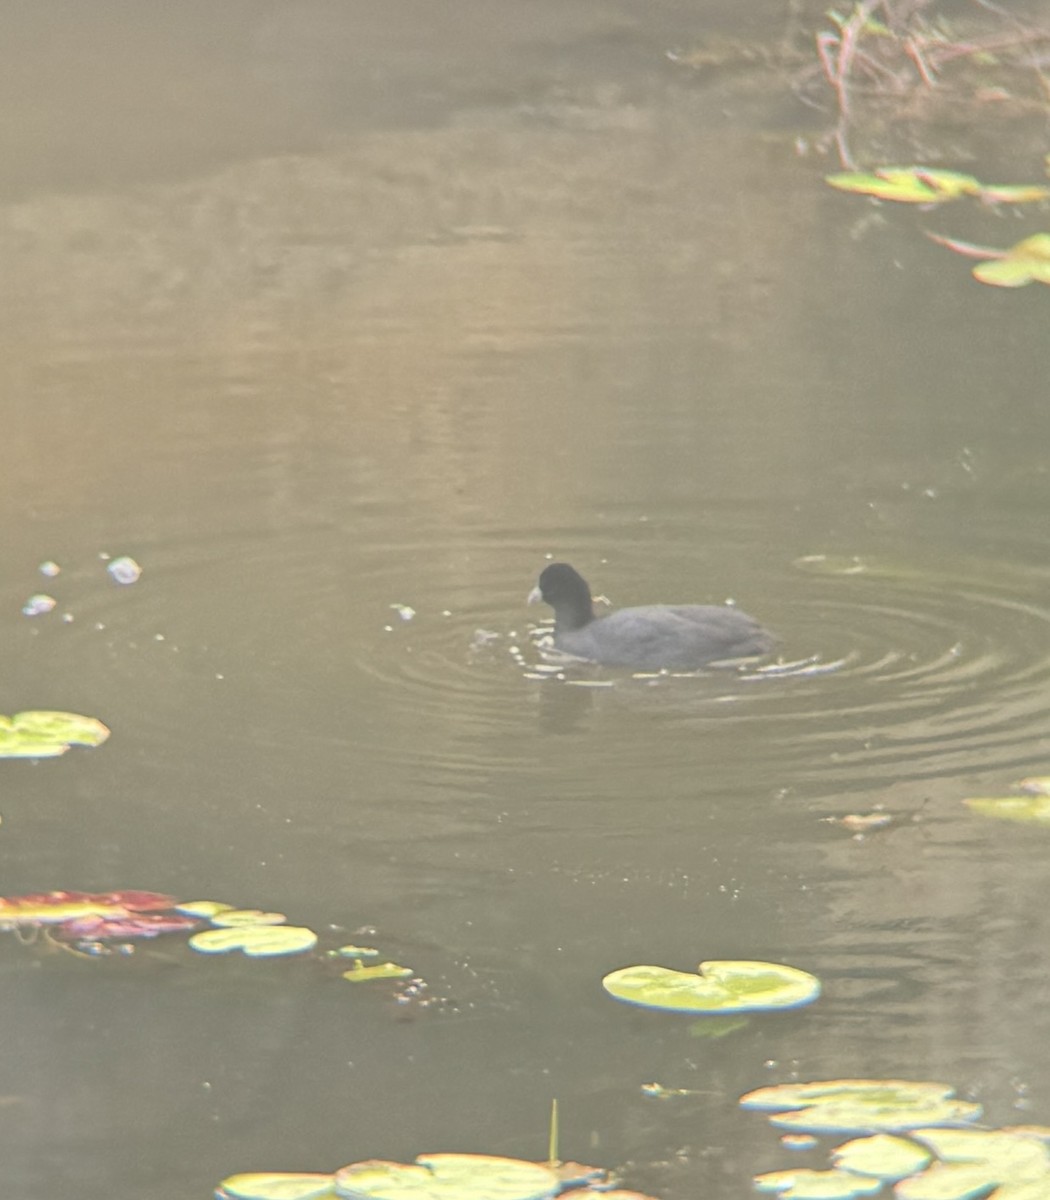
(754, 1167), (883, 1198)
(174, 900), (236, 918)
(831, 1134), (932, 1181)
(602, 960), (820, 1014)
(342, 962), (414, 983)
(219, 1172), (336, 1200)
(333, 1153), (560, 1200)
(964, 796), (1050, 825)
(189, 925), (318, 958)
(972, 233), (1050, 287)
(740, 1080), (982, 1133)
(211, 909), (288, 927)
(0, 711), (110, 758)
(898, 1127), (1050, 1199)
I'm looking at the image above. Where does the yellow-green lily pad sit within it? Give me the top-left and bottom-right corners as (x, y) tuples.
(831, 1134), (932, 1181)
(342, 962), (414, 983)
(602, 960), (820, 1014)
(0, 711), (110, 758)
(964, 796), (1050, 825)
(971, 233), (1050, 287)
(740, 1080), (982, 1133)
(333, 1152), (560, 1200)
(210, 909), (287, 927)
(174, 900), (237, 918)
(899, 1127), (1050, 1199)
(754, 1167), (883, 1198)
(219, 1172), (336, 1200)
(189, 925), (318, 958)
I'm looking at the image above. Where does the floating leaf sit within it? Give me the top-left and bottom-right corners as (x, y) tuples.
(560, 1192), (657, 1200)
(970, 233), (1050, 287)
(56, 912), (199, 940)
(333, 1153), (560, 1200)
(754, 1167), (883, 1198)
(190, 925), (318, 958)
(342, 962), (414, 982)
(174, 900), (236, 918)
(740, 1080), (982, 1134)
(899, 1127), (1050, 1199)
(218, 1172), (336, 1200)
(210, 909), (287, 928)
(0, 890), (175, 925)
(332, 945), (381, 959)
(979, 184), (1050, 205)
(826, 171), (942, 204)
(0, 711), (110, 758)
(964, 796), (1050, 825)
(602, 960), (820, 1015)
(831, 1134), (932, 1181)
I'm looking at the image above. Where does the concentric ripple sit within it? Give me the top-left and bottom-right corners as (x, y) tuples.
(12, 535), (1050, 799)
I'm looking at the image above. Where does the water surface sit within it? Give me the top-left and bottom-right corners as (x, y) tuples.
(4, 4), (1050, 1198)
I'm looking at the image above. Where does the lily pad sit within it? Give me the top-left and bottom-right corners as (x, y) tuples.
(189, 925), (318, 958)
(333, 1153), (560, 1200)
(602, 960), (820, 1014)
(754, 1167), (883, 1198)
(342, 962), (414, 983)
(740, 1080), (982, 1134)
(211, 909), (288, 928)
(898, 1127), (1050, 1199)
(219, 1173), (337, 1200)
(964, 796), (1050, 825)
(0, 711), (110, 758)
(174, 900), (237, 918)
(831, 1133), (932, 1181)
(971, 233), (1050, 287)
(56, 912), (199, 940)
(0, 889), (175, 925)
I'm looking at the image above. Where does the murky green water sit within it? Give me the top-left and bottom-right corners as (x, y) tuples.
(4, 4), (1050, 1198)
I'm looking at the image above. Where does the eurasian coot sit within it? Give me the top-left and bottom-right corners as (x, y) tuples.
(527, 562), (774, 670)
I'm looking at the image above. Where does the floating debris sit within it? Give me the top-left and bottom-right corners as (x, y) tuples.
(390, 604), (415, 621)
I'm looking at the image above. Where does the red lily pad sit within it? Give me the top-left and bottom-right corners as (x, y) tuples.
(0, 890), (177, 925)
(55, 912), (200, 940)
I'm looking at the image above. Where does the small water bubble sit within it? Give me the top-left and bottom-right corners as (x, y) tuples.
(38, 561), (60, 578)
(22, 594), (56, 617)
(61, 612), (74, 624)
(390, 604), (415, 621)
(107, 556), (142, 585)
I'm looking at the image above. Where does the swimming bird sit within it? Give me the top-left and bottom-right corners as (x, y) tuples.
(527, 561), (774, 670)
